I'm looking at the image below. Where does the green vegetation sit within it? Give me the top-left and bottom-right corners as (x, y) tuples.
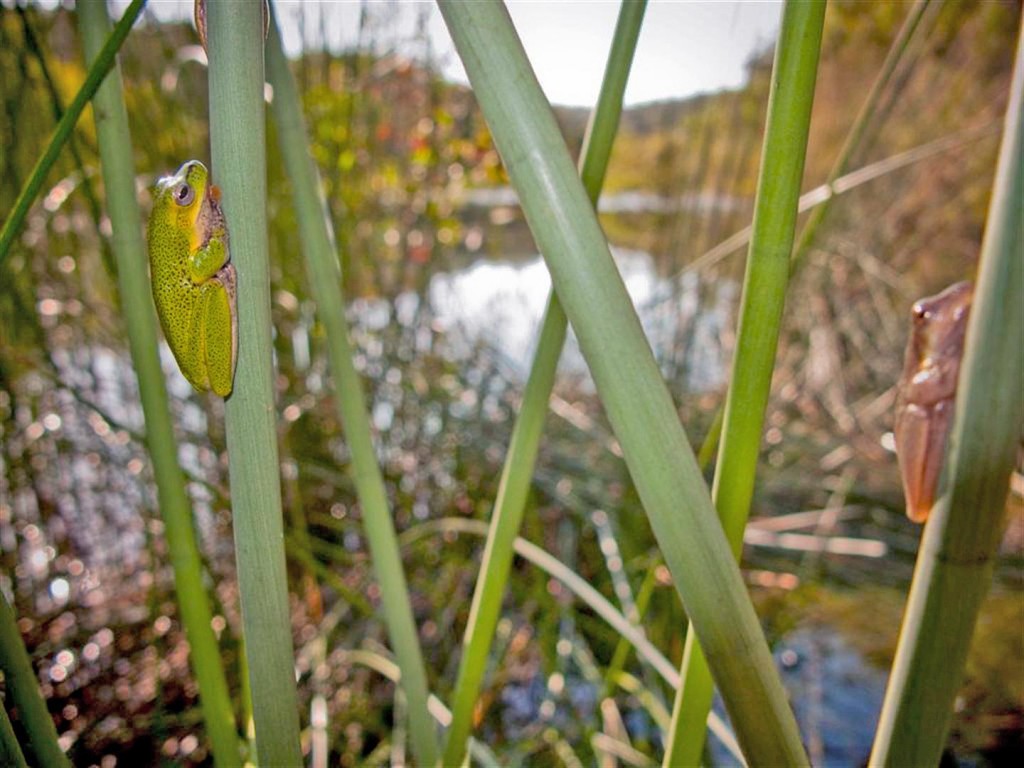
(207, 2), (302, 764)
(78, 1), (240, 765)
(665, 3), (825, 763)
(439, 0), (807, 761)
(441, 4), (647, 764)
(0, 0), (145, 268)
(0, 1), (1020, 766)
(265, 8), (438, 763)
(0, 591), (68, 768)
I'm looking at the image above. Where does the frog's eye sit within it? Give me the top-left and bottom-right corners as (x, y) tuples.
(173, 182), (196, 207)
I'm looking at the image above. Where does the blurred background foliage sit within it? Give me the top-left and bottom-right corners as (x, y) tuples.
(0, 1), (1021, 765)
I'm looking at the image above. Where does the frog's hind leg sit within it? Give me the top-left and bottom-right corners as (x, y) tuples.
(182, 293), (211, 392)
(894, 400), (953, 522)
(200, 268), (237, 397)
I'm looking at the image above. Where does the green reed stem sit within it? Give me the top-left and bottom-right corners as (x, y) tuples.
(77, 2), (241, 764)
(663, 2), (826, 764)
(870, 26), (1024, 767)
(263, 10), (439, 765)
(207, 2), (302, 764)
(438, 1), (807, 762)
(0, 591), (68, 767)
(0, 0), (145, 267)
(441, 4), (647, 763)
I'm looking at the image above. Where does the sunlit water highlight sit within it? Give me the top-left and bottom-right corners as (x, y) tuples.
(428, 247), (736, 392)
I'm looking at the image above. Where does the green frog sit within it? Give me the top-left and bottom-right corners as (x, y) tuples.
(146, 160), (237, 397)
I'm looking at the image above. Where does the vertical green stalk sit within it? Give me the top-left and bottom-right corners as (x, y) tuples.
(663, 2), (826, 764)
(77, 2), (241, 765)
(792, 0), (931, 264)
(207, 2), (302, 765)
(438, 1), (807, 763)
(263, 11), (439, 765)
(870, 26), (1024, 767)
(0, 0), (145, 268)
(0, 591), (68, 768)
(440, 3), (647, 764)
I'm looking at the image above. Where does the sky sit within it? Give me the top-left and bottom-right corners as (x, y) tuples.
(126, 1), (783, 107)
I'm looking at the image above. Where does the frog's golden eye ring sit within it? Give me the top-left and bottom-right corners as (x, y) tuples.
(174, 182), (196, 207)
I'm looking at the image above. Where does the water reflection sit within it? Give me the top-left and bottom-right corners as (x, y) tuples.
(462, 186), (748, 216)
(706, 626), (888, 767)
(428, 247), (736, 391)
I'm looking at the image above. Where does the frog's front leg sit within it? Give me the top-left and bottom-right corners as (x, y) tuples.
(189, 234), (229, 285)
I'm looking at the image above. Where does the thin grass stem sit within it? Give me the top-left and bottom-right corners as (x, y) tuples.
(792, 0), (932, 264)
(401, 517), (745, 765)
(341, 649), (501, 768)
(602, 561), (659, 700)
(263, 9), (439, 764)
(681, 120), (999, 279)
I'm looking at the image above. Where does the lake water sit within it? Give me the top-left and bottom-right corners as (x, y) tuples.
(427, 246), (737, 392)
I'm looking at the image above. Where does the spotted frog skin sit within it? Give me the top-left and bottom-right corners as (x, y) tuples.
(146, 160), (237, 397)
(894, 281), (973, 522)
